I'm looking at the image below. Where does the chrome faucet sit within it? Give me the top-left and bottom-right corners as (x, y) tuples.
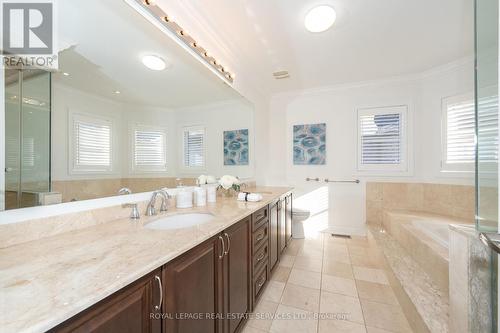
(146, 190), (171, 216)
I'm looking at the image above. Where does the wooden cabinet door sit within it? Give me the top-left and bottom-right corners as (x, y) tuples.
(50, 270), (162, 333)
(278, 199), (286, 254)
(269, 201), (279, 272)
(163, 236), (223, 333)
(285, 194), (293, 245)
(223, 217), (251, 333)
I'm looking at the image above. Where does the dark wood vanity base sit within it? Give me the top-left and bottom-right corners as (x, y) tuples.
(49, 192), (292, 333)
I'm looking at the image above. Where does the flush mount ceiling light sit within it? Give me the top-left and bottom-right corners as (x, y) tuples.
(304, 5), (337, 33)
(142, 55), (167, 71)
(124, 0), (234, 84)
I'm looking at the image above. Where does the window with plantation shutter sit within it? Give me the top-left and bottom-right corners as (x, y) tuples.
(70, 113), (113, 173)
(357, 105), (408, 171)
(182, 126), (205, 168)
(442, 92), (498, 171)
(132, 126), (167, 172)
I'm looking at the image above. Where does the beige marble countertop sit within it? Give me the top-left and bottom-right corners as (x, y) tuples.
(0, 186), (292, 333)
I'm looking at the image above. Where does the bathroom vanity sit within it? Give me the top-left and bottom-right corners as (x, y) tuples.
(0, 187), (292, 333)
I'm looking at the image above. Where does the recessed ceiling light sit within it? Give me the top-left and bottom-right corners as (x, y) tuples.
(304, 5), (337, 33)
(114, 90), (121, 94)
(142, 55), (167, 71)
(63, 72), (70, 76)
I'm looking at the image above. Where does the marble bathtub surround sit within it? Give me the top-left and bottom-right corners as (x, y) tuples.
(366, 182), (475, 226)
(382, 211), (451, 293)
(0, 186), (290, 333)
(449, 224), (494, 333)
(371, 226), (445, 333)
(243, 232), (417, 333)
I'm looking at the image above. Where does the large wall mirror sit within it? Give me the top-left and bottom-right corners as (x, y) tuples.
(1, 0), (254, 211)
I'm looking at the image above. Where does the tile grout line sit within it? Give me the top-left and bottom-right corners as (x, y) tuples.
(346, 236), (369, 332)
(316, 233), (325, 333)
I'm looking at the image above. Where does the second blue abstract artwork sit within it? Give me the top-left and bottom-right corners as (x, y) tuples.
(224, 129), (249, 165)
(293, 123), (326, 165)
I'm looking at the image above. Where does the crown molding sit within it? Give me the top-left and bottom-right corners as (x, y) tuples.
(271, 56), (474, 99)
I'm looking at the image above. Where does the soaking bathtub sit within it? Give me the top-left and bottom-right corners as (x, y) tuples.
(410, 219), (451, 249)
(381, 210), (472, 293)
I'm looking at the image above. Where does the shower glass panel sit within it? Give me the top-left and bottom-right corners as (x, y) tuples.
(4, 69), (51, 210)
(475, 0), (499, 232)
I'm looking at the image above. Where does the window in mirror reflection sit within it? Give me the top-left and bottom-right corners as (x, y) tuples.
(71, 113), (113, 173)
(183, 126), (206, 169)
(132, 126), (167, 172)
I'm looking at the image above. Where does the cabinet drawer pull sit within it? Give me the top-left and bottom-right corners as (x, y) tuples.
(154, 275), (163, 311)
(218, 236), (225, 259)
(256, 252), (265, 262)
(256, 233), (264, 241)
(257, 277), (265, 287)
(224, 232), (230, 255)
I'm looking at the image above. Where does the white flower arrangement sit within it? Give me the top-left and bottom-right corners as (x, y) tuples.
(218, 175), (241, 192)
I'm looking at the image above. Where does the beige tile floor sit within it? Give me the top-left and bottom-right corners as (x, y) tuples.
(243, 232), (414, 333)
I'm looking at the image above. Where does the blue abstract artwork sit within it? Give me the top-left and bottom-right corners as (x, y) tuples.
(224, 129), (249, 165)
(293, 123), (326, 165)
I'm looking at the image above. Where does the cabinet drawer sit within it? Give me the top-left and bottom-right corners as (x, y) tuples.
(252, 206), (268, 231)
(253, 265), (268, 300)
(252, 224), (268, 252)
(253, 243), (268, 273)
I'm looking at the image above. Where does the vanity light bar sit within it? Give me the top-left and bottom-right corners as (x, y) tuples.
(131, 0), (234, 84)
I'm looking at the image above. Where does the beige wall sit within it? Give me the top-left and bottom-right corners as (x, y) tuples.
(366, 182), (476, 225)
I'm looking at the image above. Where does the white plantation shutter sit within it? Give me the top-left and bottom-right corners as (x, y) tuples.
(445, 99), (475, 164)
(443, 93), (498, 171)
(358, 106), (407, 171)
(71, 114), (112, 172)
(183, 127), (205, 168)
(22, 137), (35, 168)
(477, 96), (499, 163)
(360, 113), (401, 164)
(133, 127), (167, 171)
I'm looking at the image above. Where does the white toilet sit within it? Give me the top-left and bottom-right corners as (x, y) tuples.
(288, 207), (311, 239)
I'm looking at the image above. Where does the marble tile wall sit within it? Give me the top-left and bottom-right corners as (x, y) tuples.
(366, 182), (475, 226)
(52, 177), (197, 203)
(51, 178), (256, 203)
(449, 225), (494, 333)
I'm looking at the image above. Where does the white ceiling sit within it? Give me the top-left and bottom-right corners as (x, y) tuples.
(55, 0), (242, 109)
(159, 0), (474, 95)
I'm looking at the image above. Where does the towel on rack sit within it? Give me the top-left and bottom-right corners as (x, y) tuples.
(237, 192), (263, 202)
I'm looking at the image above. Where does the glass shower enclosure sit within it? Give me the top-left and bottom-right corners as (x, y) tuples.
(475, 0), (499, 330)
(4, 69), (51, 210)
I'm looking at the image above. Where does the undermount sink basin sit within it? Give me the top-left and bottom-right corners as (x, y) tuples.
(145, 213), (215, 230)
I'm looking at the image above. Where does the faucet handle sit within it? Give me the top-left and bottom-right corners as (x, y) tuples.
(123, 203), (140, 220)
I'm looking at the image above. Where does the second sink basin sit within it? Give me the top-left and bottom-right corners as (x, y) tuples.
(145, 213), (215, 230)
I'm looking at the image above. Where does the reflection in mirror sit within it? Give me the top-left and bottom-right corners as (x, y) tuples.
(1, 0), (254, 211)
